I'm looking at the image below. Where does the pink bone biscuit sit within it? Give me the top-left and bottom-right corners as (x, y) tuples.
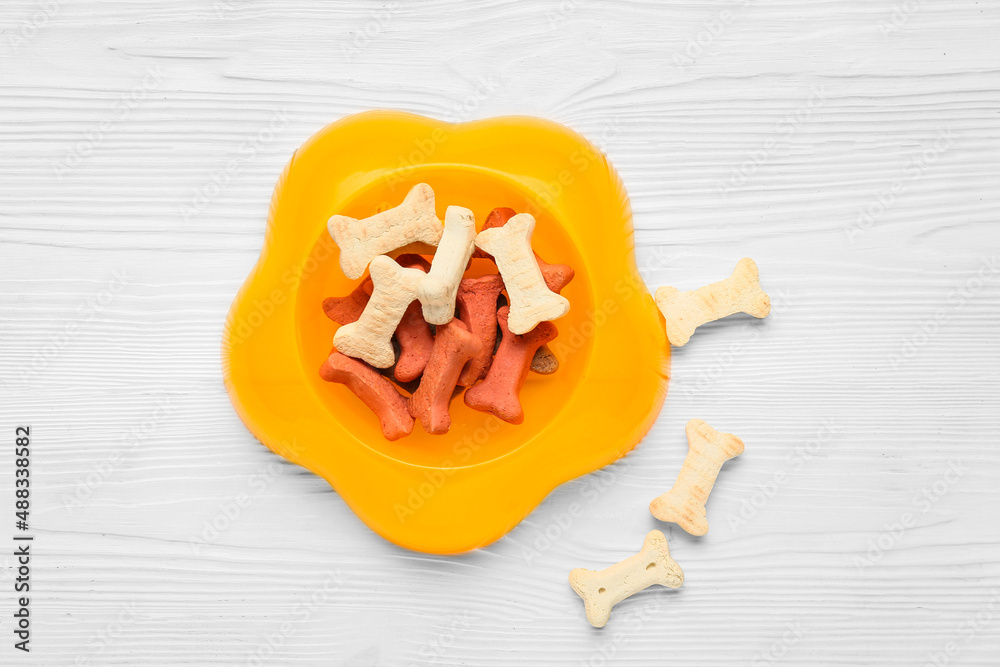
(455, 273), (506, 386)
(464, 306), (558, 425)
(408, 319), (481, 435)
(391, 254), (435, 383)
(319, 351), (414, 441)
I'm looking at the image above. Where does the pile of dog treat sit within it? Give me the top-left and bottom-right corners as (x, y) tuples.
(319, 183), (572, 440)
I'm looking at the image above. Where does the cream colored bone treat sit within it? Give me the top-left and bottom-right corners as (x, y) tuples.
(649, 419), (745, 536)
(654, 258), (770, 347)
(474, 213), (570, 335)
(333, 255), (424, 368)
(327, 183), (444, 280)
(569, 530), (684, 628)
(417, 205), (477, 325)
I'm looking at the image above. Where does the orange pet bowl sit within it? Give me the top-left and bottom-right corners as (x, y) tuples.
(222, 111), (669, 554)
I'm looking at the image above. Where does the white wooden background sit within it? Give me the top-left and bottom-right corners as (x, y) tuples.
(1, 0), (999, 665)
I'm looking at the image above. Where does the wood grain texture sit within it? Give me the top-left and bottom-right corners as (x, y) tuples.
(1, 0), (998, 664)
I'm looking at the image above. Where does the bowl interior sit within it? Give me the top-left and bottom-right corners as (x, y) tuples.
(295, 166), (595, 468)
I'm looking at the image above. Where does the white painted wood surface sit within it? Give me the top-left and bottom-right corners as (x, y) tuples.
(1, 0), (999, 664)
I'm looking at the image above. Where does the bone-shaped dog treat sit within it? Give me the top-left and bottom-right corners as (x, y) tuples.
(322, 277), (373, 325)
(319, 351), (414, 441)
(569, 530), (684, 628)
(394, 253), (431, 272)
(322, 251), (429, 326)
(474, 213), (570, 335)
(392, 254), (434, 382)
(464, 306), (557, 424)
(394, 302), (433, 382)
(538, 258), (575, 294)
(655, 258), (770, 347)
(474, 207), (574, 361)
(408, 319), (481, 434)
(649, 419), (745, 535)
(475, 207), (576, 293)
(333, 255), (424, 368)
(327, 183), (444, 280)
(472, 206), (516, 259)
(529, 346), (559, 375)
(455, 273), (505, 386)
(323, 255), (433, 381)
(416, 206), (477, 325)
(530, 263), (574, 374)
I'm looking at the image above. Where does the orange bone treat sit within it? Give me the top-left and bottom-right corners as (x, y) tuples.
(394, 303), (434, 383)
(464, 306), (557, 424)
(455, 273), (506, 386)
(539, 261), (574, 294)
(408, 319), (482, 435)
(392, 254), (435, 383)
(322, 277), (373, 325)
(395, 253), (431, 271)
(319, 352), (414, 441)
